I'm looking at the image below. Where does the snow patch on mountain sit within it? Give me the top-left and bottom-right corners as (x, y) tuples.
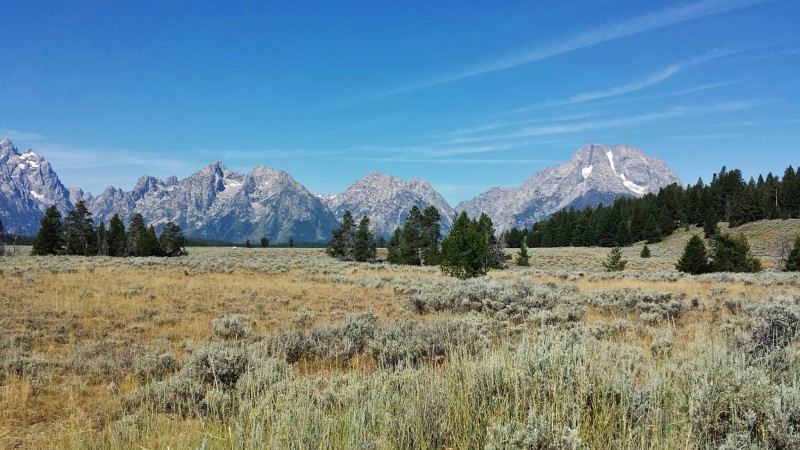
(456, 144), (681, 233)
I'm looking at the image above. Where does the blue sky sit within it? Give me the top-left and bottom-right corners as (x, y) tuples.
(2, 0), (798, 205)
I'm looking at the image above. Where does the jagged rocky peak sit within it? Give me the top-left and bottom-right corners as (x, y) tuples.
(0, 137), (15, 158)
(456, 144), (681, 233)
(327, 171), (456, 237)
(0, 138), (73, 235)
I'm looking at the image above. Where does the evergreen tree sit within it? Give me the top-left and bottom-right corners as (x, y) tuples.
(676, 235), (711, 274)
(0, 219), (5, 256)
(159, 222), (187, 257)
(602, 246), (627, 271)
(785, 236), (800, 272)
(107, 213), (127, 257)
(125, 213), (148, 256)
(516, 244), (530, 267)
(326, 210), (356, 260)
(352, 215), (377, 262)
(420, 205), (442, 266)
(703, 208), (719, 238)
(144, 225), (163, 256)
(642, 214), (662, 243)
(260, 237), (269, 248)
(31, 205), (63, 255)
(640, 244), (651, 258)
(245, 239), (252, 248)
(440, 212), (488, 279)
(711, 233), (762, 273)
(288, 237), (294, 248)
(61, 201), (97, 255)
(477, 213), (506, 271)
(96, 221), (109, 256)
(399, 206), (424, 265)
(386, 227), (403, 264)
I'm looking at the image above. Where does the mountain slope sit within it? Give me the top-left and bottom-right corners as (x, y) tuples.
(456, 144), (681, 233)
(323, 172), (456, 237)
(89, 162), (337, 243)
(0, 138), (73, 235)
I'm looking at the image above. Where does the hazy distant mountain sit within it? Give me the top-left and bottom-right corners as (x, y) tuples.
(455, 144), (681, 233)
(322, 172), (456, 237)
(0, 138), (73, 235)
(89, 162), (338, 243)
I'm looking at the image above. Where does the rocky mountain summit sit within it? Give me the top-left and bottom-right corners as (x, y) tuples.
(455, 144), (681, 233)
(0, 138), (74, 235)
(321, 172), (456, 237)
(88, 162), (338, 243)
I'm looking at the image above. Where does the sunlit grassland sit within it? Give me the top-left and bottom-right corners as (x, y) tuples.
(1, 220), (799, 449)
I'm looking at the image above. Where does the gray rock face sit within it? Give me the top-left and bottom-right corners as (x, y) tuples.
(455, 144), (681, 233)
(1, 138), (680, 242)
(0, 138), (73, 235)
(89, 162), (339, 243)
(322, 172), (456, 237)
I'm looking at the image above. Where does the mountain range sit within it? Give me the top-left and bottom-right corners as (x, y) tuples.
(0, 138), (680, 242)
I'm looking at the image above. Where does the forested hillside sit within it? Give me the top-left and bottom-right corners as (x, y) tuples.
(503, 166), (800, 248)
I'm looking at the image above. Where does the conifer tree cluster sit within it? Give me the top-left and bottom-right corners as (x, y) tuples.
(676, 231), (761, 274)
(31, 202), (187, 257)
(440, 212), (507, 279)
(326, 211), (376, 262)
(505, 165), (800, 249)
(386, 205), (442, 266)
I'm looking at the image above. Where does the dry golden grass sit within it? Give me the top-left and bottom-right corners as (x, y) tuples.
(1, 222), (798, 448)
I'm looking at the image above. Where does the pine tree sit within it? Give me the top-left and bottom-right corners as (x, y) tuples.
(603, 246), (627, 271)
(386, 227), (403, 264)
(703, 207), (719, 238)
(711, 233), (762, 273)
(288, 237), (294, 248)
(31, 205), (63, 255)
(61, 200), (96, 255)
(477, 213), (506, 271)
(159, 222), (187, 257)
(676, 235), (711, 274)
(326, 211), (356, 260)
(640, 244), (651, 258)
(440, 212), (488, 279)
(144, 225), (163, 256)
(420, 206), (442, 266)
(107, 213), (127, 257)
(125, 213), (148, 256)
(96, 221), (109, 256)
(260, 237), (269, 248)
(352, 215), (376, 262)
(516, 244), (530, 267)
(786, 236), (800, 272)
(245, 239), (252, 248)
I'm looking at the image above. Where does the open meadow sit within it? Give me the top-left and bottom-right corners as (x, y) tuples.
(1, 221), (800, 449)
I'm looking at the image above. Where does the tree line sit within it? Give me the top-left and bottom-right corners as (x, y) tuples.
(502, 165), (800, 249)
(30, 201), (187, 257)
(326, 205), (507, 278)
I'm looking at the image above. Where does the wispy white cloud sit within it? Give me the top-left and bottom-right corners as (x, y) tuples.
(353, 0), (767, 102)
(508, 66), (681, 114)
(504, 48), (747, 114)
(445, 100), (765, 144)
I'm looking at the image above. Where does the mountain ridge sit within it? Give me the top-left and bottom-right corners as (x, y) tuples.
(0, 138), (680, 241)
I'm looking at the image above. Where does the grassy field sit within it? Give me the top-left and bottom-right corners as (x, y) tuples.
(1, 220), (799, 449)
